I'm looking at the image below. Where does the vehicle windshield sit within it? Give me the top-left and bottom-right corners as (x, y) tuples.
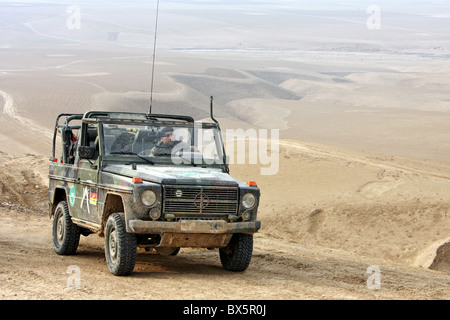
(102, 122), (226, 167)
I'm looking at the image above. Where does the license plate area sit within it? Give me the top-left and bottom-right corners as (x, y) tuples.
(180, 220), (225, 233)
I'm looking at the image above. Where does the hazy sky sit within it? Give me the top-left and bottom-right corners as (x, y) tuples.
(1, 0), (449, 55)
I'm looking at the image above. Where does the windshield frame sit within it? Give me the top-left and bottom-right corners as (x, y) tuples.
(95, 118), (228, 171)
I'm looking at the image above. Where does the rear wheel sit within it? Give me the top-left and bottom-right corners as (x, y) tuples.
(104, 213), (137, 276)
(52, 201), (80, 255)
(156, 247), (180, 256)
(219, 233), (253, 272)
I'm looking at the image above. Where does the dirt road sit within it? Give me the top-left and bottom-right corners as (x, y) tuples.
(0, 151), (448, 301)
(0, 208), (448, 300)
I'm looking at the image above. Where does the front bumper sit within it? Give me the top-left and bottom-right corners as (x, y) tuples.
(127, 219), (261, 235)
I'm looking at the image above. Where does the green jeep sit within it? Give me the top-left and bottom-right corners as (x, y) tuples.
(48, 107), (261, 276)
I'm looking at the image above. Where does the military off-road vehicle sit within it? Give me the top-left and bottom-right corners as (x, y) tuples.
(48, 104), (261, 276)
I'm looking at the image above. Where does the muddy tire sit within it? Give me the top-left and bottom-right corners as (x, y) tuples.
(219, 233), (253, 272)
(52, 201), (80, 255)
(104, 213), (137, 276)
(156, 247), (180, 256)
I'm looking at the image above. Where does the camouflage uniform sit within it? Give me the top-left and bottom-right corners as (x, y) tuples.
(150, 140), (182, 156)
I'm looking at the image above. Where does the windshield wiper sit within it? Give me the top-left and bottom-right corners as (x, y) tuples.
(110, 151), (155, 165)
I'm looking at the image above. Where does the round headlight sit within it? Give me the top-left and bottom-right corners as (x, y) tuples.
(141, 190), (157, 206)
(242, 193), (256, 209)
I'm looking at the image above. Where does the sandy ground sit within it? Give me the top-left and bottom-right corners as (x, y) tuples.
(0, 140), (448, 300)
(0, 1), (449, 301)
(1, 58), (449, 299)
(1, 53), (449, 300)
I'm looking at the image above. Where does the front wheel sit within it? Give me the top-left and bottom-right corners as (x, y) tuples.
(52, 201), (80, 255)
(219, 233), (253, 272)
(104, 213), (137, 276)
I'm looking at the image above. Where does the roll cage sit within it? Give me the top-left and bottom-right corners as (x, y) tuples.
(51, 110), (230, 173)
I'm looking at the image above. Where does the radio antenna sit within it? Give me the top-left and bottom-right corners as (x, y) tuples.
(149, 0), (160, 114)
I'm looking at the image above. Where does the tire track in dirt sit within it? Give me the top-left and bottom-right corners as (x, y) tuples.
(0, 89), (15, 117)
(0, 89), (53, 140)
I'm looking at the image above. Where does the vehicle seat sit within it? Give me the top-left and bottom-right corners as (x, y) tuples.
(132, 130), (157, 155)
(63, 127), (76, 164)
(110, 131), (134, 153)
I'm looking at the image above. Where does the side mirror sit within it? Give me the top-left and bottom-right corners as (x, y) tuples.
(79, 146), (96, 159)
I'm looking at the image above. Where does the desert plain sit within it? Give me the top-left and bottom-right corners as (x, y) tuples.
(0, 0), (449, 300)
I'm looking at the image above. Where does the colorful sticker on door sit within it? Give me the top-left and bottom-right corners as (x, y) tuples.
(69, 185), (76, 207)
(90, 189), (98, 205)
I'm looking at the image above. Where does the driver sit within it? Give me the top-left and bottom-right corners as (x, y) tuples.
(150, 127), (194, 156)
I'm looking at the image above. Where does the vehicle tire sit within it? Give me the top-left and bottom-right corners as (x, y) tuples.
(52, 201), (80, 255)
(155, 247), (180, 256)
(219, 233), (253, 272)
(104, 213), (137, 276)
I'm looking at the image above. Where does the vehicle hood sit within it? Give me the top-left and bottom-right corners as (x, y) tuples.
(103, 165), (241, 187)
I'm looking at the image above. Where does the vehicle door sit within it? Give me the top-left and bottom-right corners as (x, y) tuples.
(70, 122), (100, 223)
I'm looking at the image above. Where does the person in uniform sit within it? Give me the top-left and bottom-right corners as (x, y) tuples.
(150, 127), (184, 156)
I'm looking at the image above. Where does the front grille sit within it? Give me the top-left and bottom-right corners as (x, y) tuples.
(163, 186), (238, 218)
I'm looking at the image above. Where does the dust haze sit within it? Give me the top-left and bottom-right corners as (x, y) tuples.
(0, 0), (449, 300)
